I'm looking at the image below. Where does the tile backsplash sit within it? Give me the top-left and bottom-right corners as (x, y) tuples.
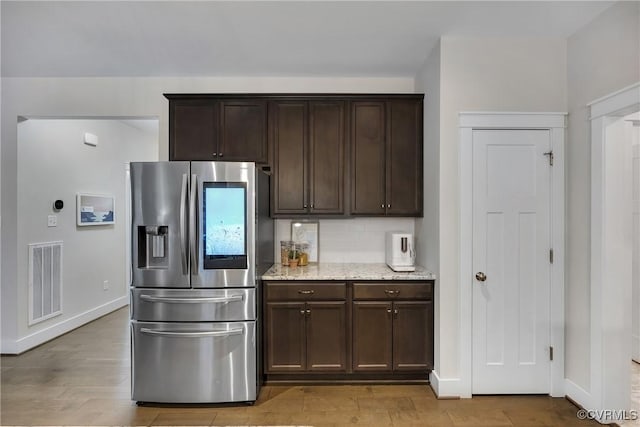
(274, 218), (415, 263)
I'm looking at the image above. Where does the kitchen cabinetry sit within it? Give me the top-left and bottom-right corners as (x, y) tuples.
(270, 100), (346, 216)
(263, 279), (434, 382)
(166, 96), (267, 163)
(264, 282), (347, 373)
(351, 98), (423, 216)
(352, 282), (433, 373)
(166, 93), (423, 218)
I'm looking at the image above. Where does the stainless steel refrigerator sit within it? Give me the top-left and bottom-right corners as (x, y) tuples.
(129, 161), (273, 404)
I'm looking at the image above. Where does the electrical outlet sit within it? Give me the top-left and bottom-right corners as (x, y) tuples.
(47, 215), (57, 227)
(103, 280), (109, 291)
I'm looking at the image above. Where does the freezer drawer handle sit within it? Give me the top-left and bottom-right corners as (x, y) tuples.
(139, 294), (244, 304)
(140, 328), (244, 338)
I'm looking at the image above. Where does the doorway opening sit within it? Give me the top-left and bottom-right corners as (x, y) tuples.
(588, 83), (639, 423)
(13, 117), (158, 353)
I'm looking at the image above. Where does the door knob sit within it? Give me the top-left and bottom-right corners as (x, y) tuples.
(475, 272), (487, 282)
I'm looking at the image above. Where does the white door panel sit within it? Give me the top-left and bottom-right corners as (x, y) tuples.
(472, 129), (551, 394)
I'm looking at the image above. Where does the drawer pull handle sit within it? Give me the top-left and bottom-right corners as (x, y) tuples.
(140, 328), (243, 338)
(298, 290), (315, 295)
(140, 295), (243, 304)
(384, 290), (400, 296)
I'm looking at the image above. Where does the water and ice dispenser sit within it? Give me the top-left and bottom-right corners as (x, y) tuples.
(137, 226), (169, 269)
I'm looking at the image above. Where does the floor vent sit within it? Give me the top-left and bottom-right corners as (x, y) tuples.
(28, 241), (63, 325)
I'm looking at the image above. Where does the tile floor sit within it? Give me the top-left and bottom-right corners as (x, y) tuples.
(0, 308), (607, 426)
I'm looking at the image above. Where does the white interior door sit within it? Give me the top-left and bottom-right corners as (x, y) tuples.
(472, 129), (551, 394)
(632, 127), (640, 363)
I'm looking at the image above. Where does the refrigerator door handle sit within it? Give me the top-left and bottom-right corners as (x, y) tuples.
(140, 328), (244, 338)
(180, 173), (188, 274)
(140, 294), (244, 304)
(189, 174), (198, 275)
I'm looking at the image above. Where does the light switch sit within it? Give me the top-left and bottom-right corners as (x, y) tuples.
(47, 215), (57, 227)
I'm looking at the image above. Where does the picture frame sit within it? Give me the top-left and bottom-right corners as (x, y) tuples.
(291, 220), (319, 262)
(76, 193), (115, 226)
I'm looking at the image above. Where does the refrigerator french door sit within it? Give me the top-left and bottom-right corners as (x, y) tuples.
(129, 161), (272, 404)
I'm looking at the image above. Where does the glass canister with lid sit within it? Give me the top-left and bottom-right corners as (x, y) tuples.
(296, 241), (310, 266)
(280, 240), (293, 266)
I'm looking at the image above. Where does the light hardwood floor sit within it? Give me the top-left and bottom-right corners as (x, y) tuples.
(1, 307), (602, 426)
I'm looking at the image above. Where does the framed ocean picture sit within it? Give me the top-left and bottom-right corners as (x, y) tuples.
(76, 193), (115, 226)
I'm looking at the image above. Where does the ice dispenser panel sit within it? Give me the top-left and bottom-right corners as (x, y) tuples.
(138, 226), (169, 269)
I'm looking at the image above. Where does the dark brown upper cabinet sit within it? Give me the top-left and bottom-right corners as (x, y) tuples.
(166, 96), (267, 163)
(218, 100), (267, 162)
(351, 97), (423, 217)
(270, 100), (346, 216)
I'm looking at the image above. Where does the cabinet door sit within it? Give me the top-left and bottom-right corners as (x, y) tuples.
(169, 100), (218, 160)
(270, 102), (308, 215)
(265, 302), (306, 372)
(386, 100), (423, 216)
(352, 301), (392, 371)
(392, 301), (433, 371)
(306, 301), (347, 372)
(351, 102), (386, 215)
(308, 101), (346, 214)
(219, 100), (267, 163)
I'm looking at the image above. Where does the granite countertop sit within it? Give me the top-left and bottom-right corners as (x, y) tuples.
(261, 262), (436, 281)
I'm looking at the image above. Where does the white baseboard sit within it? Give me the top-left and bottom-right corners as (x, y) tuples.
(429, 370), (462, 399)
(565, 379), (593, 411)
(3, 296), (128, 354)
(633, 334), (640, 362)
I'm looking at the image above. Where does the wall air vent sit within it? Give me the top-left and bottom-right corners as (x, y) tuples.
(28, 241), (63, 325)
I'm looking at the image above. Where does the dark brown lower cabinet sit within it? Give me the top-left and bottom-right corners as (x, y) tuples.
(266, 302), (306, 372)
(393, 301), (433, 371)
(352, 301), (393, 371)
(306, 302), (347, 371)
(264, 283), (347, 374)
(352, 283), (433, 374)
(264, 280), (433, 382)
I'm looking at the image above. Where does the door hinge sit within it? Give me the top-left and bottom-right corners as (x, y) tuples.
(550, 346), (554, 361)
(544, 151), (554, 166)
(549, 249), (554, 264)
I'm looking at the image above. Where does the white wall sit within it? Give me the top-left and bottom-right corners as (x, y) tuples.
(1, 76), (414, 352)
(565, 1), (640, 392)
(414, 40), (441, 372)
(275, 218), (415, 263)
(10, 118), (157, 351)
(417, 36), (568, 385)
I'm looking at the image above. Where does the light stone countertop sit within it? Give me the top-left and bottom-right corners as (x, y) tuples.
(261, 262), (436, 281)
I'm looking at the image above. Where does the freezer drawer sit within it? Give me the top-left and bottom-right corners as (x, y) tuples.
(131, 288), (255, 322)
(131, 321), (256, 403)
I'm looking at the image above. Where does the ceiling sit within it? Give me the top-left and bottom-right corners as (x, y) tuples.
(1, 1), (614, 78)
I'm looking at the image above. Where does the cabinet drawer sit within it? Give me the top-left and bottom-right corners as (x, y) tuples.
(265, 282), (346, 301)
(353, 282), (432, 300)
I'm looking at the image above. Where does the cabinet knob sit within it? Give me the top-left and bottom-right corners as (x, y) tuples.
(300, 309), (305, 315)
(310, 204), (314, 209)
(387, 308), (392, 314)
(219, 153), (223, 157)
(306, 309), (311, 316)
(212, 153), (217, 157)
(303, 204), (308, 209)
(381, 204), (384, 208)
(387, 204), (391, 208)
